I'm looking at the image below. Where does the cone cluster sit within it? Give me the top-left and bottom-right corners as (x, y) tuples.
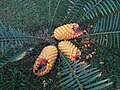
(33, 23), (83, 76)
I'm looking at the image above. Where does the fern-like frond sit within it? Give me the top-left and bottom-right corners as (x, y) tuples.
(92, 13), (120, 33)
(63, 0), (84, 23)
(78, 0), (120, 22)
(77, 13), (120, 48)
(0, 21), (43, 67)
(58, 52), (112, 90)
(79, 31), (120, 48)
(49, 0), (61, 32)
(65, 0), (120, 23)
(0, 21), (40, 54)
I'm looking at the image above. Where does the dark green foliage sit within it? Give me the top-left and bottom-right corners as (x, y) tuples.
(90, 47), (120, 89)
(72, 0), (120, 48)
(0, 22), (39, 54)
(0, 0), (120, 90)
(78, 31), (120, 48)
(0, 46), (119, 90)
(58, 52), (112, 90)
(65, 0), (120, 22)
(0, 44), (61, 90)
(0, 21), (43, 68)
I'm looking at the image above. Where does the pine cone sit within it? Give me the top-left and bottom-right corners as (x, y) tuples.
(54, 23), (84, 40)
(33, 46), (58, 76)
(58, 41), (81, 62)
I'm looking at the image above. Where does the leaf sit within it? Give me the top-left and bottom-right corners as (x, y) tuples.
(77, 13), (120, 48)
(58, 52), (112, 90)
(0, 21), (45, 67)
(49, 0), (61, 32)
(93, 13), (120, 33)
(0, 21), (42, 54)
(78, 31), (120, 48)
(65, 0), (120, 22)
